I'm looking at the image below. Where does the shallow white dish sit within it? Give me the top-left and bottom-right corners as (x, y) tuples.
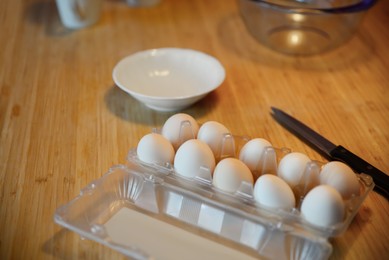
(112, 48), (226, 111)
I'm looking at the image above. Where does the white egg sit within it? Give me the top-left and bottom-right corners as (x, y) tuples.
(174, 139), (215, 179)
(239, 138), (272, 179)
(161, 113), (199, 150)
(300, 185), (345, 228)
(212, 158), (254, 193)
(137, 133), (175, 165)
(320, 161), (360, 200)
(253, 174), (296, 210)
(277, 152), (311, 188)
(197, 121), (234, 159)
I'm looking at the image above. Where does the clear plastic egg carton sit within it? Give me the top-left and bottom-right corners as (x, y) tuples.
(54, 133), (374, 260)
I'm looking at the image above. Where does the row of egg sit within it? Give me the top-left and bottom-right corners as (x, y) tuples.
(136, 113), (361, 228)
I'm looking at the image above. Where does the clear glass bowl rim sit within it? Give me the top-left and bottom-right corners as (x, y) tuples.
(243, 0), (377, 14)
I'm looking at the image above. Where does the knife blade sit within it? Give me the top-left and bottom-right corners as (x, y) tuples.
(271, 107), (389, 199)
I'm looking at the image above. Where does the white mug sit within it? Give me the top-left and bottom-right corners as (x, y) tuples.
(56, 0), (103, 29)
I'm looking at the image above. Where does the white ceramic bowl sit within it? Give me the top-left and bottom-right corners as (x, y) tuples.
(112, 48), (225, 111)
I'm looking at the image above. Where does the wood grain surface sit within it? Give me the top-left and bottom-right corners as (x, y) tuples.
(1, 0), (388, 259)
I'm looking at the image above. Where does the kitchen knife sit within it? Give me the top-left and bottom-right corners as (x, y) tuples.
(271, 107), (389, 199)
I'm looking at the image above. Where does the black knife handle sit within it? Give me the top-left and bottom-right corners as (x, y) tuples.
(330, 145), (389, 199)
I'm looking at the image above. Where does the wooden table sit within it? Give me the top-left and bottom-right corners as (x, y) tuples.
(1, 0), (388, 259)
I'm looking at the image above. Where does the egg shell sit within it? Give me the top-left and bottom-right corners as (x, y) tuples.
(161, 113), (199, 150)
(300, 185), (345, 228)
(319, 161), (360, 200)
(197, 121), (234, 159)
(277, 152), (311, 188)
(174, 139), (215, 179)
(239, 138), (272, 179)
(137, 133), (175, 165)
(253, 174), (296, 210)
(212, 158), (254, 193)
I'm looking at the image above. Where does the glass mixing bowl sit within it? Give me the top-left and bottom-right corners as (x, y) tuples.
(238, 0), (376, 55)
